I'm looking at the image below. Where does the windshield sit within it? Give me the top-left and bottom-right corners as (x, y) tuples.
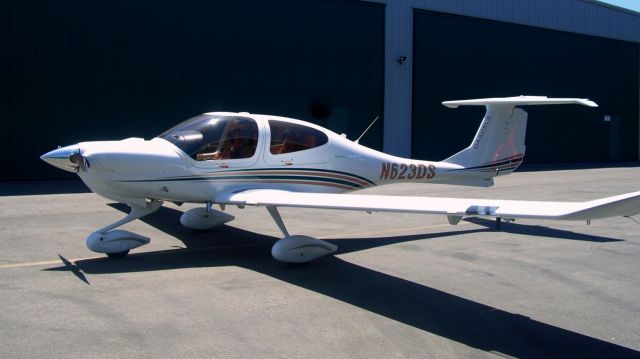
(159, 115), (258, 160)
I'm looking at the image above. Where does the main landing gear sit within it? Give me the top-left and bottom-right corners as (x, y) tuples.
(266, 206), (337, 263)
(179, 201), (235, 230)
(495, 217), (515, 230)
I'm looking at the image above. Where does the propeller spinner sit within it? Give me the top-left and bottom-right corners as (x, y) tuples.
(40, 144), (87, 173)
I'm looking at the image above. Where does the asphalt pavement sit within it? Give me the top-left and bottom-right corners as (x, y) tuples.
(1, 166), (640, 358)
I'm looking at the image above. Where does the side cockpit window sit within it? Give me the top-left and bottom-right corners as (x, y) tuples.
(159, 115), (258, 161)
(194, 117), (258, 161)
(269, 120), (328, 155)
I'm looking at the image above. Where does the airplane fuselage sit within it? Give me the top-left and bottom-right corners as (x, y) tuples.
(47, 112), (498, 207)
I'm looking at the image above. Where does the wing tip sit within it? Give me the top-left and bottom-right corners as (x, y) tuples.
(442, 101), (459, 108)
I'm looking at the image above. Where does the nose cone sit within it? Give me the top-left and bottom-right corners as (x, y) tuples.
(40, 144), (81, 172)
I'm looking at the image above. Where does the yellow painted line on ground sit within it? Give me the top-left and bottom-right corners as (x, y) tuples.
(0, 221), (474, 270)
(0, 242), (267, 270)
(0, 259), (74, 269)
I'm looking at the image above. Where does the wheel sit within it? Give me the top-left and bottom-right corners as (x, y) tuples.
(106, 250), (130, 259)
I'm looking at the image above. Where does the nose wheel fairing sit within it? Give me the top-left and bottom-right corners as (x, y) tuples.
(86, 200), (162, 258)
(86, 230), (150, 255)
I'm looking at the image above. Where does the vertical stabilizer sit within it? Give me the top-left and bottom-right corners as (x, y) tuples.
(441, 96), (597, 176)
(444, 105), (527, 175)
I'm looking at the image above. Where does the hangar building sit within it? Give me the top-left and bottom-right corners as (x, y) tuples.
(2, 0), (639, 179)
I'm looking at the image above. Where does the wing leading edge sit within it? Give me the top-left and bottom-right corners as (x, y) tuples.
(216, 189), (640, 221)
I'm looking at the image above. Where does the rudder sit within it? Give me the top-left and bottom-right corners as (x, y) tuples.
(444, 105), (527, 175)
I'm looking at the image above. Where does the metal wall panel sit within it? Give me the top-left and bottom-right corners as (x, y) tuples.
(409, 0), (640, 43)
(3, 0), (384, 179)
(412, 9), (639, 163)
(371, 0), (640, 158)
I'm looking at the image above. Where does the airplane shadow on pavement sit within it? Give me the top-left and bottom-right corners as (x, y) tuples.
(464, 217), (624, 243)
(47, 204), (638, 359)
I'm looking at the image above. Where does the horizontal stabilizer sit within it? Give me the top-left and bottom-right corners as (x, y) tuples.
(441, 95), (598, 177)
(442, 96), (598, 108)
(216, 189), (640, 221)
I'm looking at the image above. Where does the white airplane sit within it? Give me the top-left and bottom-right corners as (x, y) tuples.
(41, 96), (640, 263)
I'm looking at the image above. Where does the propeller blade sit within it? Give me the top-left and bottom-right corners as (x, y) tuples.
(69, 149), (89, 172)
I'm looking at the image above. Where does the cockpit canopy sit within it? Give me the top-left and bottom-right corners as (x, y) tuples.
(159, 115), (258, 161)
(159, 114), (329, 161)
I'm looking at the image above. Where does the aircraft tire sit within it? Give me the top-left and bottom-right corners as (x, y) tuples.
(106, 250), (130, 259)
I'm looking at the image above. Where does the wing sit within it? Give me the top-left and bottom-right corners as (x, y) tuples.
(215, 189), (640, 221)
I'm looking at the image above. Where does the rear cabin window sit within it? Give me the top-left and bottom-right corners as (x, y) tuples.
(269, 120), (328, 155)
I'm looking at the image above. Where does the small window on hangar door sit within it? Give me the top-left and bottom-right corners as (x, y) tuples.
(269, 120), (328, 155)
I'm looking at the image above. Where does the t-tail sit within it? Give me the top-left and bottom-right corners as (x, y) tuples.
(441, 96), (598, 179)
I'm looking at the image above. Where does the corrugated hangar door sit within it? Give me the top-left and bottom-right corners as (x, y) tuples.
(3, 0), (383, 180)
(412, 9), (639, 164)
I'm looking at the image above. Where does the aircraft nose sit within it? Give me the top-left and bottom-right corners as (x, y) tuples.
(40, 144), (82, 172)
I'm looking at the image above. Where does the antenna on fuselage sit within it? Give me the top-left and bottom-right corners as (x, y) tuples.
(354, 115), (380, 144)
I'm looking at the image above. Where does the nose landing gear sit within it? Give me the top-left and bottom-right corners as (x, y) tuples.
(86, 200), (162, 259)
